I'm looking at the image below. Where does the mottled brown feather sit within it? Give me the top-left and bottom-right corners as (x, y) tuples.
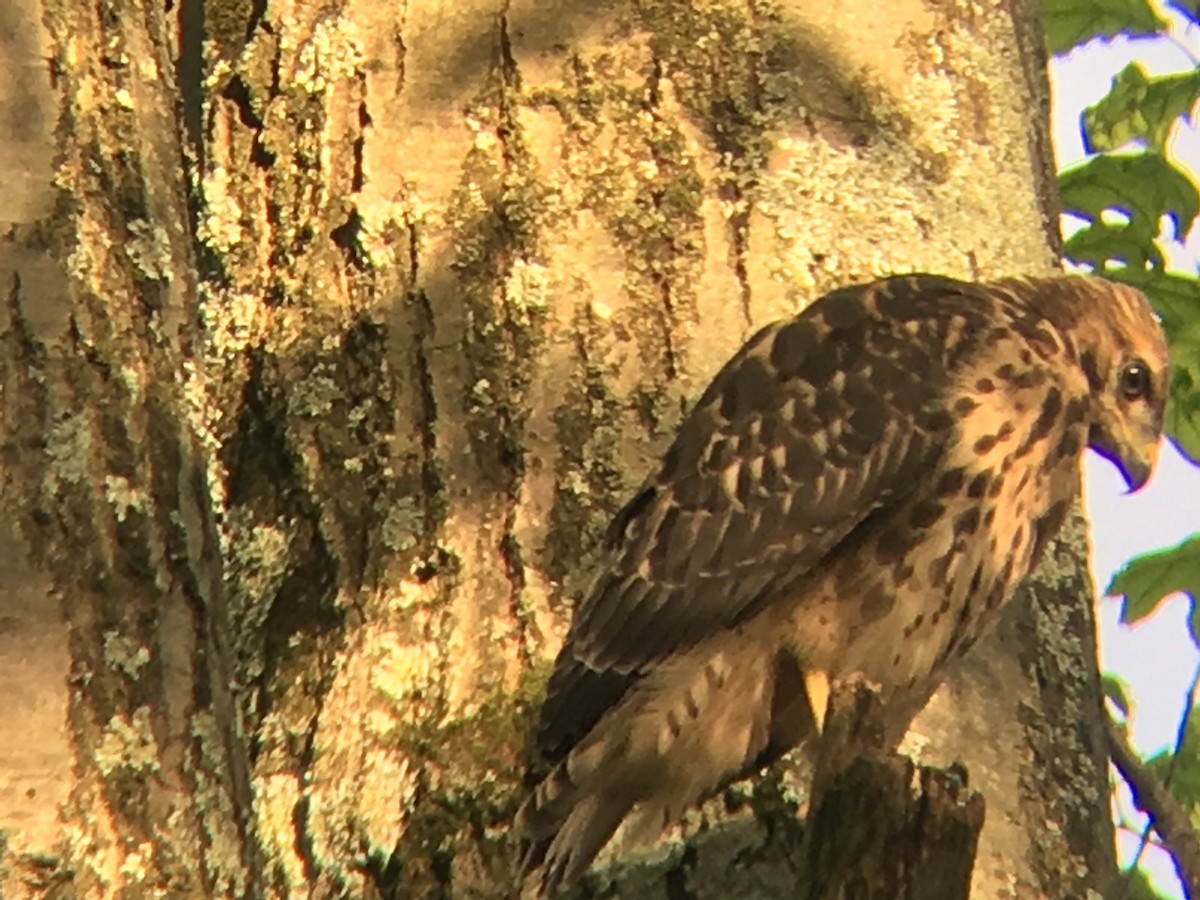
(538, 276), (983, 760)
(519, 273), (1170, 898)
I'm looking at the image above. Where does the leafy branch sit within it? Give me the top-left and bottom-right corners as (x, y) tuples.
(1045, 1), (1200, 897)
(1047, 0), (1200, 466)
(1107, 669), (1200, 898)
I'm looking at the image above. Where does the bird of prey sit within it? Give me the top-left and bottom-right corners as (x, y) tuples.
(517, 274), (1169, 896)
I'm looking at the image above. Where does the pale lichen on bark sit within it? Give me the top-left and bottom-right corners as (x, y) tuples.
(1016, 509), (1116, 896)
(1, 0), (258, 893)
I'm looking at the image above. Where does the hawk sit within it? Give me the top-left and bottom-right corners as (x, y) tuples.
(517, 274), (1169, 896)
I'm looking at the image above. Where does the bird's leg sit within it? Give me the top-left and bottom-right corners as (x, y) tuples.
(804, 668), (832, 734)
(809, 673), (887, 796)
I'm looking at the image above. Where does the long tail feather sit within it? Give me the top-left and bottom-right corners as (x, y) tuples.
(538, 793), (634, 898)
(516, 752), (636, 897)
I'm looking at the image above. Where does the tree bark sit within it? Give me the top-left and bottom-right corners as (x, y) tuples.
(1, 0), (259, 896)
(0, 0), (1116, 898)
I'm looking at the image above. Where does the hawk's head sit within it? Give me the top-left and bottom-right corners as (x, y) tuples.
(1057, 280), (1170, 492)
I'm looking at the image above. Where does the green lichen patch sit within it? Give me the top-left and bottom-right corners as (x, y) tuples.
(102, 631), (152, 680)
(187, 712), (250, 898)
(530, 48), (707, 373)
(222, 508), (291, 685)
(103, 473), (149, 524)
(125, 219), (174, 283)
(543, 329), (629, 602)
(1016, 509), (1112, 894)
(448, 82), (555, 495)
(636, 0), (793, 176)
(94, 707), (160, 776)
(282, 14), (365, 97)
(380, 666), (549, 899)
(381, 496), (422, 555)
(212, 318), (410, 730)
(629, 378), (678, 439)
(593, 106), (706, 299)
(263, 314), (404, 586)
(42, 411), (93, 497)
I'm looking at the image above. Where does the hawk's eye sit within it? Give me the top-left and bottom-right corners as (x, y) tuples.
(1118, 359), (1151, 401)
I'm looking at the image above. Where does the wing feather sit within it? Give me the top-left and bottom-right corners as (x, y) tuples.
(535, 275), (991, 762)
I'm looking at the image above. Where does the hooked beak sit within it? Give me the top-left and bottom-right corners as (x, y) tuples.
(1089, 425), (1159, 493)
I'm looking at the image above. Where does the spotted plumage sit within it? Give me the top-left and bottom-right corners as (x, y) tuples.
(517, 274), (1169, 897)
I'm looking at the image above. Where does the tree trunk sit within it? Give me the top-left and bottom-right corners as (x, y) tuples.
(0, 0), (1116, 898)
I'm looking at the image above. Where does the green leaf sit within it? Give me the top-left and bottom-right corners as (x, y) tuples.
(1136, 272), (1200, 464)
(1167, 345), (1200, 464)
(1114, 269), (1200, 334)
(1118, 865), (1175, 900)
(1084, 63), (1200, 153)
(1168, 0), (1200, 25)
(1104, 673), (1134, 718)
(1144, 710), (1200, 827)
(1059, 154), (1200, 258)
(1043, 0), (1167, 55)
(1107, 533), (1200, 627)
(1064, 221), (1165, 272)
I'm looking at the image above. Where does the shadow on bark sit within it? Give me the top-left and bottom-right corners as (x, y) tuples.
(416, 0), (917, 156)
